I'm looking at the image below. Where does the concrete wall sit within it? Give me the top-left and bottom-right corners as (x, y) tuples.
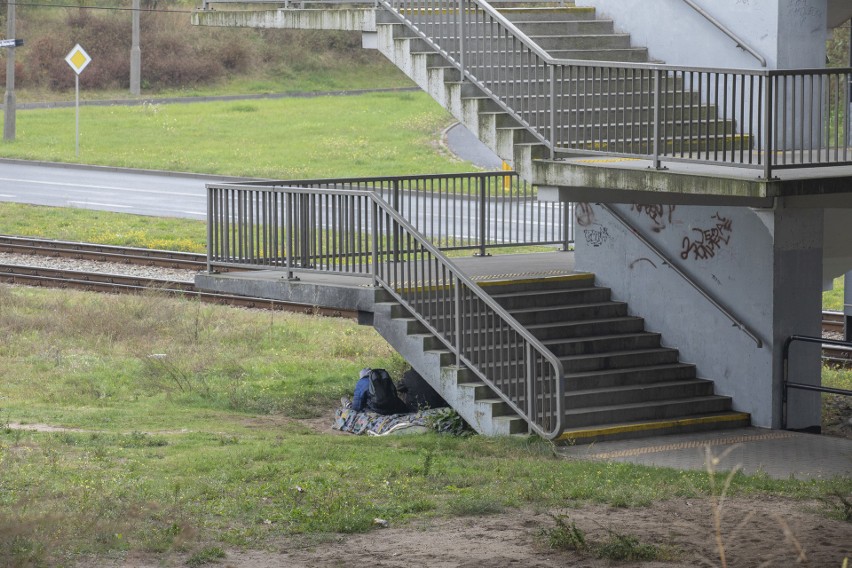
(573, 202), (823, 429)
(574, 0), (827, 70)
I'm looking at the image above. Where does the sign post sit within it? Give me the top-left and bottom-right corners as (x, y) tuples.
(64, 44), (91, 157)
(3, 0), (20, 142)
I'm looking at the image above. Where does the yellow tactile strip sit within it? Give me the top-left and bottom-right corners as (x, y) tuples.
(473, 271), (588, 283)
(583, 431), (795, 460)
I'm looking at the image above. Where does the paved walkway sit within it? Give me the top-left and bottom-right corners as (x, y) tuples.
(558, 426), (852, 480)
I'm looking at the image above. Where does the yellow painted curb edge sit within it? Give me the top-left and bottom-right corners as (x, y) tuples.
(556, 412), (751, 442)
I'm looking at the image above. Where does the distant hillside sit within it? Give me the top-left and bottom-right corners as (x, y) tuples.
(0, 1), (409, 99)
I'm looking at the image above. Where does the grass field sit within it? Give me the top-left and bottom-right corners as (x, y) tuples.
(1, 285), (849, 567)
(0, 92), (467, 178)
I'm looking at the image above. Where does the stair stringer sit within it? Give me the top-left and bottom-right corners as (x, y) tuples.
(371, 299), (528, 436)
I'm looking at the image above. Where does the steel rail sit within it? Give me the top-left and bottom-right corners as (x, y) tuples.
(0, 235), (208, 270)
(601, 204), (763, 349)
(0, 263), (356, 318)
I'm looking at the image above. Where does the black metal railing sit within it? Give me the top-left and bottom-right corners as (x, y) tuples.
(781, 335), (852, 430)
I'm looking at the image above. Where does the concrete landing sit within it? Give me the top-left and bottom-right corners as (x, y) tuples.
(558, 426), (852, 480)
(195, 250), (579, 312)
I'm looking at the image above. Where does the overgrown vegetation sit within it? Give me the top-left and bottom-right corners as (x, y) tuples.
(0, 285), (850, 566)
(0, 0), (410, 99)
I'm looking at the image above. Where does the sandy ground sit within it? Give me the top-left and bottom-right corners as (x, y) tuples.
(112, 497), (851, 567)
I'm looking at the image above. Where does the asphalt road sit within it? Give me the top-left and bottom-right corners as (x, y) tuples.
(0, 160), (245, 221)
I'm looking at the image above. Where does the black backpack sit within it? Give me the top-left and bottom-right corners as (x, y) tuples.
(366, 369), (408, 415)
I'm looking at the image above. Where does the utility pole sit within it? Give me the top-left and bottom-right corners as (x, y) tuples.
(130, 0), (141, 96)
(4, 0), (16, 141)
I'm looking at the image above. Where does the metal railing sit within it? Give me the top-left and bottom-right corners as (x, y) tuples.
(219, 171), (572, 262)
(781, 335), (852, 429)
(379, 0), (852, 178)
(680, 0), (766, 67)
(206, 181), (567, 438)
(602, 204), (763, 348)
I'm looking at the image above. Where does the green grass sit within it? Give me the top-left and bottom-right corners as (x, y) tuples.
(0, 202), (208, 251)
(824, 277), (846, 311)
(0, 285), (849, 567)
(0, 92), (469, 178)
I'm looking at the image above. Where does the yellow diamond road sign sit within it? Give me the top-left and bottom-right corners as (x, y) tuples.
(65, 44), (91, 75)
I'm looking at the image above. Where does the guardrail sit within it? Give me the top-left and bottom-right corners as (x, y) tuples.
(206, 181), (567, 438)
(782, 335), (852, 429)
(212, 171), (572, 266)
(379, 0), (852, 179)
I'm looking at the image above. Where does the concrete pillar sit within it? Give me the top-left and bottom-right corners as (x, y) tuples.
(773, 208), (823, 431)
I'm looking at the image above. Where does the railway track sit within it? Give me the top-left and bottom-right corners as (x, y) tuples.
(0, 236), (848, 350)
(0, 236), (355, 319)
(0, 234), (208, 270)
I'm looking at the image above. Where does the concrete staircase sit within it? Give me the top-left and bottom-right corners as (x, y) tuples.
(372, 273), (749, 443)
(376, 4), (747, 179)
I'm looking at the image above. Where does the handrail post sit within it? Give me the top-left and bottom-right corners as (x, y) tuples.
(653, 68), (662, 169)
(458, 0), (466, 74)
(392, 179), (400, 264)
(286, 192), (298, 280)
(525, 343), (535, 434)
(371, 199), (379, 287)
(763, 75), (774, 180)
(206, 186), (213, 273)
(454, 279), (462, 366)
(561, 202), (571, 252)
(549, 64), (556, 157)
(477, 174), (488, 257)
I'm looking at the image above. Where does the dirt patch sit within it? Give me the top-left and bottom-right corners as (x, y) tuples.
(109, 498), (850, 567)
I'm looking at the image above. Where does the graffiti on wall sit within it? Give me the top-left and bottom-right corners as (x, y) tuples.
(584, 224), (611, 248)
(631, 204), (676, 233)
(576, 202), (595, 227)
(680, 212), (733, 260)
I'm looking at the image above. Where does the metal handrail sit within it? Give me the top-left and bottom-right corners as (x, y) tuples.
(205, 182), (567, 438)
(781, 335), (852, 429)
(236, 171), (573, 253)
(601, 203), (763, 348)
(679, 0), (766, 67)
(376, 0), (852, 177)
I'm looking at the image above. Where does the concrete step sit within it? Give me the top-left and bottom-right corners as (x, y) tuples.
(543, 332), (663, 357)
(489, 286), (612, 309)
(509, 19), (615, 36)
(555, 411), (751, 444)
(548, 48), (650, 62)
(526, 316), (646, 340)
(563, 379), (716, 409)
(565, 363), (698, 390)
(477, 274), (595, 295)
(508, 301), (629, 325)
(528, 33), (632, 51)
(561, 395), (734, 428)
(498, 7), (598, 22)
(561, 347), (681, 373)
